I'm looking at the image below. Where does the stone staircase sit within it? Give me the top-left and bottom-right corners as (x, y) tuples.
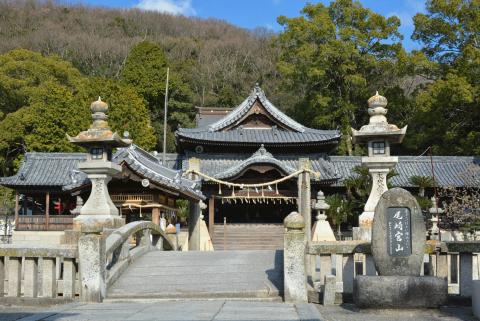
(107, 250), (284, 301)
(211, 224), (285, 251)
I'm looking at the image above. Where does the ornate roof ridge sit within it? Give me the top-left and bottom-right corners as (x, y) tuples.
(206, 84), (306, 133)
(214, 144), (296, 179)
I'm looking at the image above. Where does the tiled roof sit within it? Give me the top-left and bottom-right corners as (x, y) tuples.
(177, 127), (341, 145)
(184, 151), (339, 183)
(177, 86), (341, 145)
(207, 85), (307, 132)
(113, 145), (204, 200)
(2, 151), (477, 192)
(0, 153), (88, 188)
(329, 156), (480, 187)
(1, 146), (204, 200)
(214, 145), (297, 179)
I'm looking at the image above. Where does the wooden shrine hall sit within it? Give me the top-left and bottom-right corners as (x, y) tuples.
(1, 85), (478, 250)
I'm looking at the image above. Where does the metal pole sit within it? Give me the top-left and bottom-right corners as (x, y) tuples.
(162, 67), (170, 164)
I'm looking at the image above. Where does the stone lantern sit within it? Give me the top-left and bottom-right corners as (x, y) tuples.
(311, 190), (336, 241)
(351, 92), (407, 240)
(68, 97), (131, 232)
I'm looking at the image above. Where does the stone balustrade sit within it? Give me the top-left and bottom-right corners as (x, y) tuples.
(0, 220), (176, 302)
(303, 240), (480, 303)
(0, 245), (78, 300)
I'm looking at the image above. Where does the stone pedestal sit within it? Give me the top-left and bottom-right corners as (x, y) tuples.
(354, 276), (447, 308)
(73, 162), (124, 232)
(78, 232), (106, 302)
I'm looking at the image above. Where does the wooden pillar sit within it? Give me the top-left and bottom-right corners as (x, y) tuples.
(14, 192), (19, 231)
(45, 193), (50, 231)
(208, 196), (215, 236)
(152, 207), (160, 225)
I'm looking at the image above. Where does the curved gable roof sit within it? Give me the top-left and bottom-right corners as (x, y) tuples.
(215, 145), (296, 180)
(208, 85), (306, 133)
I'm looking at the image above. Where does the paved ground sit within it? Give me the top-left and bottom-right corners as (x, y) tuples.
(108, 250), (284, 300)
(316, 304), (477, 321)
(0, 301), (320, 321)
(0, 301), (477, 321)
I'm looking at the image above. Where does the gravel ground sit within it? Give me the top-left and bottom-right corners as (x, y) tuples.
(316, 303), (477, 321)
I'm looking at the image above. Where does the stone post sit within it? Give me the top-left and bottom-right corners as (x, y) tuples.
(42, 257), (57, 298)
(7, 257), (21, 297)
(24, 257), (38, 298)
(284, 211), (308, 303)
(78, 231), (106, 302)
(166, 224), (178, 250)
(298, 158), (311, 241)
(188, 201), (201, 251)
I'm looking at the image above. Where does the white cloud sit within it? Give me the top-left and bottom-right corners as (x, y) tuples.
(387, 0), (425, 31)
(136, 0), (196, 15)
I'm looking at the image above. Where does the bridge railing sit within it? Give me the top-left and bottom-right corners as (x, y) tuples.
(0, 245), (78, 300)
(104, 221), (175, 289)
(305, 241), (480, 302)
(283, 213), (480, 303)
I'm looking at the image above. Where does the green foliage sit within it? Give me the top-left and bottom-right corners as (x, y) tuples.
(415, 195), (432, 211)
(0, 49), (156, 176)
(176, 199), (189, 225)
(276, 0), (406, 155)
(0, 186), (15, 215)
(0, 49), (84, 116)
(325, 194), (354, 230)
(121, 41), (195, 151)
(408, 0), (480, 155)
(409, 175), (435, 197)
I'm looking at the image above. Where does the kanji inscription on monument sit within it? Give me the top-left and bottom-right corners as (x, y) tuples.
(386, 207), (411, 257)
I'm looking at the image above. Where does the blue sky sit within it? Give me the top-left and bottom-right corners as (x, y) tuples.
(71, 0), (426, 51)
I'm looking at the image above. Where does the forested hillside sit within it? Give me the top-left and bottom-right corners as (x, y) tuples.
(0, 0), (281, 106)
(0, 0), (478, 177)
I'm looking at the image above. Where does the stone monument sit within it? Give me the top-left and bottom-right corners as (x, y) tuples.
(353, 188), (447, 308)
(351, 92), (407, 241)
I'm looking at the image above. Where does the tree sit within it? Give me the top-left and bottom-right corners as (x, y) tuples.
(121, 41), (195, 152)
(0, 49), (156, 176)
(408, 0), (480, 155)
(409, 175), (435, 197)
(325, 194), (354, 233)
(276, 0), (406, 155)
(0, 48), (84, 116)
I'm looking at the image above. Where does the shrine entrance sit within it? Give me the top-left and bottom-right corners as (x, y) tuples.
(215, 199), (297, 224)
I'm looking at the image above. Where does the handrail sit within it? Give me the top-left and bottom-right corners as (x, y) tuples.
(104, 221), (175, 288)
(106, 221), (174, 256)
(304, 240), (480, 302)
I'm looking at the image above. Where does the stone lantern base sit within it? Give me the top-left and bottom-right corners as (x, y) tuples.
(73, 215), (125, 233)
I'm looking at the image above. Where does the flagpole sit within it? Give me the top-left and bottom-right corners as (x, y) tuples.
(162, 67), (170, 165)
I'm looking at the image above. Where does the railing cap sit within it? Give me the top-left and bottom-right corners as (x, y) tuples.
(284, 211), (305, 229)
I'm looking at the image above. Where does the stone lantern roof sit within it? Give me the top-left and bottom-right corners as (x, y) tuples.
(351, 91), (407, 144)
(67, 97), (132, 148)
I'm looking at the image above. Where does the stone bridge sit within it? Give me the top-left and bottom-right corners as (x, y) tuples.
(0, 216), (478, 307)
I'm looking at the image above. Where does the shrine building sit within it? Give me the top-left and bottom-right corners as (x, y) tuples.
(1, 86), (478, 247)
